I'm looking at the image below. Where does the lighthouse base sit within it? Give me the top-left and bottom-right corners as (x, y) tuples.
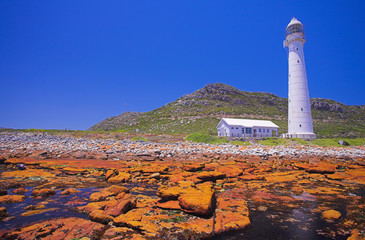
(282, 132), (317, 140)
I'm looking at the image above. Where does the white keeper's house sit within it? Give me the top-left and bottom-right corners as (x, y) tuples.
(217, 118), (279, 138)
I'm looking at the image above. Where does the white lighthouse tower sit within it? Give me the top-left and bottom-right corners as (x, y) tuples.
(283, 17), (316, 140)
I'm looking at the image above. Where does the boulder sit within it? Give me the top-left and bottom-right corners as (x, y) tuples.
(31, 188), (56, 198)
(0, 189), (7, 196)
(89, 210), (114, 224)
(338, 140), (349, 146)
(322, 210), (341, 220)
(60, 188), (79, 195)
(178, 185), (216, 216)
(105, 169), (118, 180)
(197, 171), (226, 182)
(104, 197), (137, 217)
(12, 188), (28, 194)
(0, 207), (8, 219)
(0, 195), (26, 203)
(157, 186), (183, 200)
(156, 200), (182, 210)
(71, 151), (86, 159)
(182, 163), (205, 172)
(291, 186), (303, 195)
(108, 172), (131, 183)
(90, 185), (129, 202)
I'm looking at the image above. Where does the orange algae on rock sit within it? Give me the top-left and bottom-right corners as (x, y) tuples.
(108, 172), (131, 183)
(322, 209), (341, 220)
(178, 184), (216, 216)
(31, 188), (56, 198)
(21, 208), (58, 217)
(90, 185), (129, 202)
(1, 169), (55, 178)
(0, 195), (26, 203)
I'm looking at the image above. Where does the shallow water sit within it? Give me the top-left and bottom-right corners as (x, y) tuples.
(0, 183), (158, 231)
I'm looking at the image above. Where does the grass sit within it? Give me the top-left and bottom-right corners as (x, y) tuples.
(258, 138), (293, 146)
(230, 140), (251, 146)
(131, 136), (147, 142)
(258, 137), (365, 147)
(311, 138), (365, 147)
(185, 133), (229, 144)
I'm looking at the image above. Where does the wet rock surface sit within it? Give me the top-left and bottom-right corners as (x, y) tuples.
(0, 132), (364, 239)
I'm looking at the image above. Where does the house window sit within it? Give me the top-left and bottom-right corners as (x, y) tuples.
(299, 124), (302, 127)
(242, 128), (245, 133)
(301, 108), (303, 111)
(231, 127), (234, 129)
(296, 48), (299, 50)
(297, 60), (300, 63)
(259, 129), (261, 132)
(245, 128), (252, 134)
(236, 127), (238, 129)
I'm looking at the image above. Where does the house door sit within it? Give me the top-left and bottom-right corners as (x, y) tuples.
(253, 129), (257, 137)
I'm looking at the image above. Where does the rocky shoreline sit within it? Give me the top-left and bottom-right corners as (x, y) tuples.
(0, 132), (364, 239)
(1, 132), (364, 160)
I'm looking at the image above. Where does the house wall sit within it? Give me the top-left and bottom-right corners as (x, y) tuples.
(217, 120), (278, 137)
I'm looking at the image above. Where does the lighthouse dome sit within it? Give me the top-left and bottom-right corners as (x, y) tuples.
(286, 17), (303, 29)
(286, 17), (304, 36)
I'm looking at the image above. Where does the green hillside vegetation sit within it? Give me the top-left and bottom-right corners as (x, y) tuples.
(89, 83), (365, 138)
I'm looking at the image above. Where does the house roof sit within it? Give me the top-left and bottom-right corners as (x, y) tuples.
(219, 118), (279, 128)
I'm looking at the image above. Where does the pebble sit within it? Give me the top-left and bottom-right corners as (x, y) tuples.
(0, 132), (364, 159)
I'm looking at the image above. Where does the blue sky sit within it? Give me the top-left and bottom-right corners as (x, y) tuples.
(1, 0), (364, 130)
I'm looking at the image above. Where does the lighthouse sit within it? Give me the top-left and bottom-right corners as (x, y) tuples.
(283, 18), (316, 140)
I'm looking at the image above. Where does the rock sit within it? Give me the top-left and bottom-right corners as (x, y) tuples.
(178, 184), (216, 216)
(94, 152), (108, 160)
(157, 186), (183, 200)
(104, 197), (137, 217)
(1, 169), (55, 178)
(31, 188), (56, 198)
(113, 208), (144, 226)
(105, 169), (118, 180)
(182, 163), (205, 172)
(71, 151), (86, 159)
(61, 167), (88, 175)
(0, 217), (105, 239)
(322, 210), (341, 220)
(12, 188), (28, 194)
(347, 229), (360, 240)
(0, 207), (8, 219)
(150, 172), (160, 179)
(89, 210), (114, 224)
(108, 172), (131, 183)
(24, 204), (46, 210)
(102, 227), (134, 239)
(157, 200), (182, 210)
(338, 140), (349, 146)
(0, 195), (26, 203)
(197, 171), (226, 182)
(16, 163), (26, 170)
(217, 166), (243, 178)
(0, 189), (7, 196)
(295, 163), (337, 174)
(90, 185), (129, 202)
(21, 208), (58, 217)
(60, 188), (79, 195)
(239, 175), (265, 181)
(291, 186), (303, 195)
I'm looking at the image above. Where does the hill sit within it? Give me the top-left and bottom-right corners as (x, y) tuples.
(89, 83), (365, 138)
